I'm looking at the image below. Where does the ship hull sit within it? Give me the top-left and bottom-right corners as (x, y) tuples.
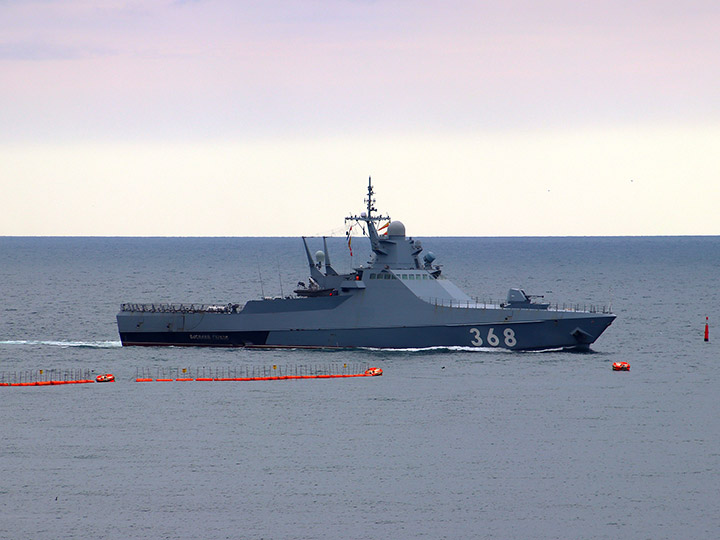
(117, 306), (614, 351)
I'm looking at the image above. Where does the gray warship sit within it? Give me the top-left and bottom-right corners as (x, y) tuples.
(117, 179), (615, 350)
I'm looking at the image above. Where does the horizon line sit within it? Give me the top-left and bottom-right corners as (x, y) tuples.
(3, 234), (720, 240)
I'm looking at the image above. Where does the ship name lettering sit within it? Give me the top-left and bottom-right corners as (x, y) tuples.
(189, 334), (229, 340)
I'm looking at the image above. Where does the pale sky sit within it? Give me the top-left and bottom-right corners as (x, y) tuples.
(1, 0), (719, 236)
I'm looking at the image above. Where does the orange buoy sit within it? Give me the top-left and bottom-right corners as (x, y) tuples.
(612, 362), (630, 371)
(96, 374), (115, 383)
(364, 367), (383, 376)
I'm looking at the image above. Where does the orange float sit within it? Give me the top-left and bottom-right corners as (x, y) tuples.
(612, 362), (630, 371)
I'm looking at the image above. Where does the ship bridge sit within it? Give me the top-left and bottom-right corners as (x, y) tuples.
(362, 267), (471, 305)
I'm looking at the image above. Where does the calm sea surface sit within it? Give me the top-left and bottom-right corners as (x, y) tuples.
(1, 236), (719, 539)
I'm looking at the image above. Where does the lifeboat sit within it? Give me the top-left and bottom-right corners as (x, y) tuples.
(612, 362), (630, 371)
(96, 373), (115, 383)
(364, 367), (383, 376)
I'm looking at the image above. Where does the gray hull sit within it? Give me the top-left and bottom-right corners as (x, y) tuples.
(118, 294), (614, 351)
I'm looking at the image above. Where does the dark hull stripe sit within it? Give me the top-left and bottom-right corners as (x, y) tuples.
(122, 342), (341, 350)
(119, 331), (270, 347)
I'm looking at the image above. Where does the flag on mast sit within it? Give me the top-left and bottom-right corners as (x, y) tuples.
(346, 225), (353, 256)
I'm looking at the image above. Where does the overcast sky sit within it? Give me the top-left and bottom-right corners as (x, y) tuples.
(1, 0), (719, 236)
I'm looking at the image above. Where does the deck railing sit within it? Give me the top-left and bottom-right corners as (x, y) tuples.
(120, 303), (242, 314)
(418, 296), (613, 314)
(121, 297), (613, 315)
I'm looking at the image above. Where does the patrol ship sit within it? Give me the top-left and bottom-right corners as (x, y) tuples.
(117, 179), (615, 350)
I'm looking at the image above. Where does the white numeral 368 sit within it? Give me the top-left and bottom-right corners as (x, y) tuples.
(469, 327), (516, 348)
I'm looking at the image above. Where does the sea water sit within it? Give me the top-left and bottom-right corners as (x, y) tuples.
(1, 236), (719, 539)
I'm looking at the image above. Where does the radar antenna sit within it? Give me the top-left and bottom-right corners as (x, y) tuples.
(365, 176), (377, 218)
(345, 176), (391, 254)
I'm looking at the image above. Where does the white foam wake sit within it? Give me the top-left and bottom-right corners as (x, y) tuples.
(358, 345), (514, 353)
(0, 340), (122, 349)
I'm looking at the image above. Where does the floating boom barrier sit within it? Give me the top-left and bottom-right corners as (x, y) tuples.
(0, 369), (114, 386)
(1, 365), (382, 387)
(135, 363), (383, 382)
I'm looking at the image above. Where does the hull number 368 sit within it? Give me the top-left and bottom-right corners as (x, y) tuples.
(469, 327), (517, 347)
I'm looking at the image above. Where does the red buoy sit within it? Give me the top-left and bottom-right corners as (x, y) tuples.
(704, 317), (709, 342)
(612, 362), (630, 371)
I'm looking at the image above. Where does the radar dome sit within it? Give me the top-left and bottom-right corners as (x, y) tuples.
(315, 250), (325, 263)
(387, 221), (406, 237)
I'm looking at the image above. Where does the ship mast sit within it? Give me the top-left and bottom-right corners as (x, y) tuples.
(365, 175), (376, 218)
(345, 177), (390, 254)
